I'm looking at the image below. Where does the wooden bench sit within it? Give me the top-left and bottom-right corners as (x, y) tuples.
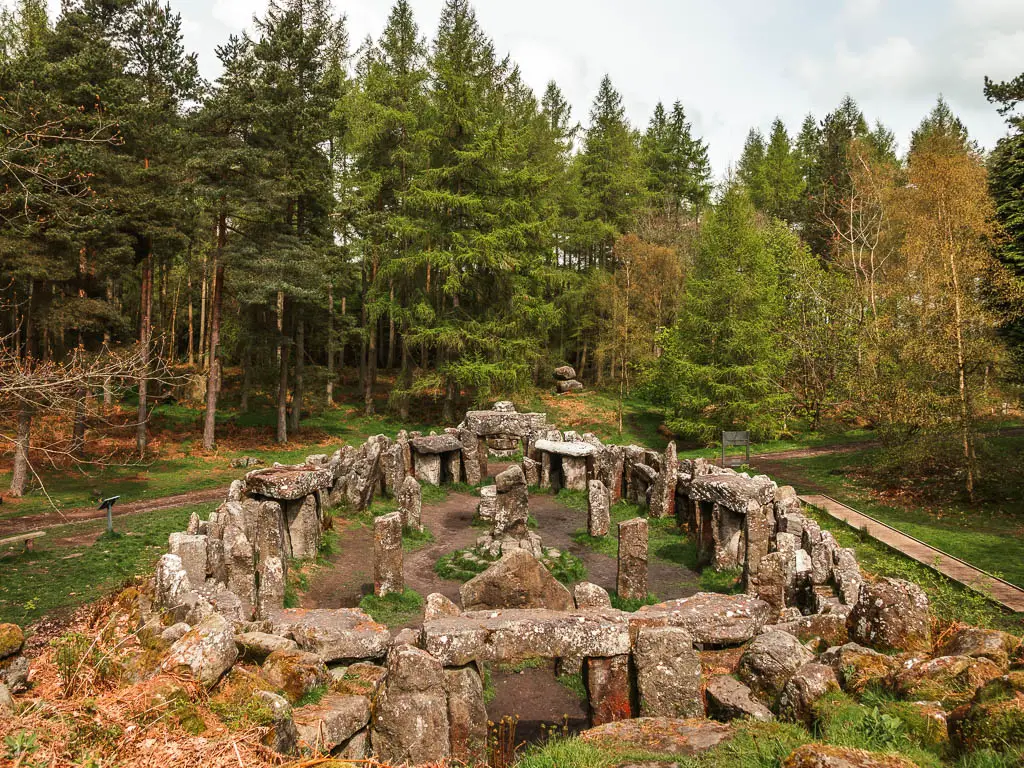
(0, 531), (45, 551)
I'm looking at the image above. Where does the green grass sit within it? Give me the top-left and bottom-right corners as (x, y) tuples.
(357, 588), (423, 628)
(555, 671), (586, 700)
(609, 593), (659, 611)
(434, 549), (497, 582)
(699, 566), (743, 594)
(402, 525), (435, 552)
(786, 443), (1024, 589)
(0, 501), (216, 625)
(545, 550), (586, 585)
(294, 683), (330, 708)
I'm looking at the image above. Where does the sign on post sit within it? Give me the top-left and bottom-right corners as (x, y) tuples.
(721, 431), (751, 467)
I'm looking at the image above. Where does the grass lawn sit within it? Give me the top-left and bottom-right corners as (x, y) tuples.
(773, 443), (1024, 590)
(0, 501), (217, 625)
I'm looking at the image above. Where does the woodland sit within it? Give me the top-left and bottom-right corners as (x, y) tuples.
(2, 0), (1024, 506)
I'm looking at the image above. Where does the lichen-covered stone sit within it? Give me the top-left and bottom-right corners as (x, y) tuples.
(634, 626), (703, 718)
(425, 592), (461, 621)
(255, 690), (299, 755)
(574, 582), (612, 610)
(737, 630), (815, 705)
(820, 643), (900, 693)
(580, 717), (734, 756)
(649, 442), (678, 519)
(772, 611), (850, 648)
(444, 665), (488, 764)
(895, 655), (1003, 707)
(585, 655), (633, 725)
(460, 549), (574, 612)
(633, 593), (773, 646)
(374, 511), (404, 597)
(397, 476), (422, 531)
(587, 479), (610, 536)
(260, 649), (331, 703)
(778, 662), (840, 726)
(370, 644), (450, 765)
(160, 613), (238, 688)
(847, 577), (931, 653)
(937, 627), (1021, 670)
(705, 675), (774, 722)
(617, 517), (648, 601)
(293, 693), (371, 753)
(245, 465), (332, 501)
(948, 671), (1024, 755)
(269, 608), (391, 662)
(782, 744), (919, 768)
(0, 624), (25, 660)
(235, 631), (299, 662)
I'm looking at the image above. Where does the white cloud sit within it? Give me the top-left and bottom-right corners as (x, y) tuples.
(834, 36), (926, 92)
(843, 0), (882, 20)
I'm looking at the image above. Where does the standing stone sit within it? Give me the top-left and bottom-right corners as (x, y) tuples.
(648, 442), (678, 519)
(168, 532), (209, 588)
(833, 548), (863, 605)
(744, 505), (772, 581)
(284, 494), (321, 560)
(445, 450), (462, 484)
(587, 480), (610, 537)
(371, 644), (450, 765)
(493, 465), (529, 536)
(562, 456), (589, 491)
(257, 556), (286, 619)
(414, 452), (443, 486)
(381, 442), (407, 496)
(397, 476), (422, 531)
(521, 457), (541, 486)
(585, 655), (633, 725)
(634, 626), (703, 718)
(459, 429), (482, 486)
(443, 665), (488, 764)
(477, 486), (497, 521)
(373, 512), (404, 598)
(617, 518), (648, 601)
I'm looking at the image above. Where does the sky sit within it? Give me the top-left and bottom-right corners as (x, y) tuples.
(43, 0), (1024, 177)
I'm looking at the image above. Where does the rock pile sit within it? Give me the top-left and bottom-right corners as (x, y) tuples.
(553, 364), (583, 393)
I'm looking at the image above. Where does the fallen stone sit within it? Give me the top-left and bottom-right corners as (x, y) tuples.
(261, 649), (331, 702)
(231, 456), (265, 469)
(422, 609), (631, 666)
(617, 517), (648, 601)
(782, 744), (919, 768)
(160, 613), (238, 688)
(0, 624), (25, 660)
(820, 643), (900, 693)
(425, 592), (461, 621)
(268, 608), (391, 662)
(737, 630), (816, 704)
(634, 625), (703, 718)
(161, 622), (191, 644)
(705, 675), (774, 722)
(847, 577), (931, 653)
(255, 690), (298, 755)
(894, 655), (1003, 707)
(778, 662), (840, 726)
(370, 644), (450, 765)
(936, 627), (1021, 670)
(0, 655), (29, 692)
(580, 717), (734, 756)
(293, 693), (371, 754)
(555, 379), (584, 393)
(574, 582), (612, 610)
(460, 549), (574, 612)
(236, 631), (299, 662)
(633, 593), (773, 646)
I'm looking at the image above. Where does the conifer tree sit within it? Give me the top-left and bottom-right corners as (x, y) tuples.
(758, 118), (804, 222)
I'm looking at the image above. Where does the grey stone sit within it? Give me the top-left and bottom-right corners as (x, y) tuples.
(414, 451), (442, 486)
(460, 549), (574, 612)
(833, 548), (863, 606)
(649, 443), (679, 519)
(160, 613), (238, 688)
(574, 582), (612, 610)
(778, 662), (840, 725)
(236, 631), (299, 661)
(617, 518), (648, 601)
(534, 438), (596, 458)
(269, 608), (391, 662)
(0, 681), (14, 715)
(737, 630), (815, 704)
(477, 486), (497, 521)
(587, 480), (611, 536)
(522, 457), (541, 486)
(553, 365), (577, 380)
(705, 675), (774, 722)
(633, 593), (773, 646)
(255, 690), (299, 755)
(374, 512), (404, 598)
(444, 665), (488, 764)
(245, 465), (332, 501)
(425, 592), (461, 621)
(556, 379), (584, 393)
(459, 429), (483, 486)
(634, 625), (703, 718)
(0, 655), (29, 692)
(847, 577), (931, 653)
(411, 433), (462, 455)
(283, 494), (320, 560)
(261, 649), (331, 702)
(161, 622), (191, 644)
(397, 476), (422, 531)
(294, 693), (371, 754)
(371, 644), (450, 765)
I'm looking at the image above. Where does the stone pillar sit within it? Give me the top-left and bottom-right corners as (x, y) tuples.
(585, 655), (633, 726)
(634, 626), (703, 718)
(562, 456), (588, 491)
(370, 644), (450, 764)
(521, 457), (540, 487)
(617, 518), (648, 600)
(477, 486), (497, 520)
(587, 480), (610, 537)
(444, 450), (462, 485)
(648, 442), (678, 519)
(414, 452), (442, 486)
(744, 503), (772, 580)
(398, 476), (422, 531)
(540, 451), (553, 489)
(374, 512), (404, 597)
(459, 429), (481, 486)
(443, 665), (487, 764)
(283, 494), (320, 560)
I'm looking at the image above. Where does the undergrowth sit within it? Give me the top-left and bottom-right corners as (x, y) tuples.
(357, 588), (423, 627)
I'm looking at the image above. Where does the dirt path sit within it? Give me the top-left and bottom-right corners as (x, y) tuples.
(0, 487), (226, 538)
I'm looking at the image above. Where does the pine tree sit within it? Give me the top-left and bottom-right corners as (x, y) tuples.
(641, 101), (711, 217)
(736, 128), (766, 203)
(758, 118), (804, 222)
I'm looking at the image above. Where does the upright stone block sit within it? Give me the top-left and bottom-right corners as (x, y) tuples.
(634, 625), (703, 718)
(414, 453), (442, 486)
(562, 455), (589, 491)
(587, 480), (610, 537)
(617, 517), (648, 601)
(284, 494), (320, 560)
(397, 476), (422, 531)
(445, 450), (462, 484)
(521, 457), (540, 487)
(168, 532), (209, 587)
(459, 429), (482, 486)
(648, 442), (678, 519)
(585, 655), (633, 726)
(373, 512), (404, 597)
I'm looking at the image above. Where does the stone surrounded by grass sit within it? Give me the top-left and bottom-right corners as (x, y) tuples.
(617, 517), (648, 601)
(587, 479), (610, 536)
(0, 624), (24, 660)
(777, 661), (840, 725)
(260, 648), (331, 702)
(373, 511), (404, 598)
(737, 630), (816, 705)
(580, 717), (735, 756)
(574, 581), (612, 610)
(704, 675), (774, 722)
(160, 612), (238, 688)
(847, 577), (931, 653)
(782, 744), (920, 768)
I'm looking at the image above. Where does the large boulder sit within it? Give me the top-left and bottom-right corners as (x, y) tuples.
(634, 626), (703, 718)
(293, 693), (371, 754)
(235, 632), (299, 662)
(580, 717), (734, 756)
(245, 465), (332, 500)
(0, 624), (24, 660)
(633, 593), (773, 646)
(895, 655), (1003, 707)
(737, 630), (815, 705)
(778, 662), (840, 726)
(260, 649), (331, 703)
(948, 670), (1024, 755)
(937, 627), (1021, 670)
(160, 613), (238, 688)
(704, 675), (774, 722)
(268, 608), (391, 662)
(772, 610), (850, 649)
(783, 744), (919, 768)
(574, 582), (612, 610)
(553, 365), (577, 381)
(847, 577), (931, 653)
(820, 643), (900, 694)
(460, 549), (574, 612)
(370, 644), (450, 765)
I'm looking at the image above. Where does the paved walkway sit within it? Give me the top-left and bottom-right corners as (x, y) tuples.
(800, 493), (1024, 613)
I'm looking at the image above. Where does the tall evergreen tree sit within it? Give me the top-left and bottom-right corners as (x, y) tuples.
(759, 118), (804, 222)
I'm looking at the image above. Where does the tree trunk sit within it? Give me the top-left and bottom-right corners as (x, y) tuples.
(199, 251), (208, 369)
(398, 335), (411, 421)
(9, 407), (32, 497)
(364, 321), (377, 416)
(276, 325), (290, 444)
(202, 220), (226, 451)
(442, 376), (456, 424)
(71, 387), (87, 458)
(137, 251), (153, 458)
(290, 312), (304, 433)
(240, 320), (252, 414)
(339, 296), (347, 375)
(326, 281), (335, 406)
(386, 282), (396, 369)
(103, 279), (114, 408)
(187, 271), (195, 366)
